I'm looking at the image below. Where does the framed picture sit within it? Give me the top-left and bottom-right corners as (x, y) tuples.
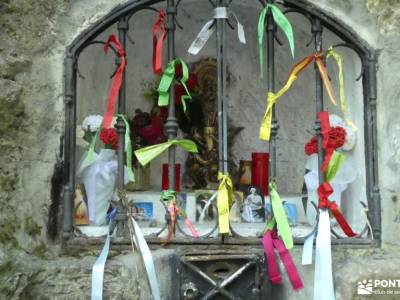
(133, 202), (154, 221)
(241, 186), (266, 223)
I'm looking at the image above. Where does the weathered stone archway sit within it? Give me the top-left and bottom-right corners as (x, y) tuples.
(1, 0), (400, 299)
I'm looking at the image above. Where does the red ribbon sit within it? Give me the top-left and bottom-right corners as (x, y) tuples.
(261, 231), (304, 290)
(317, 182), (357, 237)
(103, 35), (126, 129)
(318, 111), (334, 172)
(152, 10), (166, 75)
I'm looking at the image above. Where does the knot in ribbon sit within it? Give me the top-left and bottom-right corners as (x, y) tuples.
(153, 10), (166, 75)
(160, 190), (199, 244)
(188, 6), (246, 55)
(317, 182), (336, 210)
(217, 172), (233, 234)
(157, 59), (192, 112)
(315, 135), (356, 237)
(259, 53), (338, 141)
(134, 139), (198, 167)
(118, 114), (134, 182)
(103, 34), (126, 129)
(261, 230), (303, 290)
(258, 4), (295, 78)
(160, 190), (177, 202)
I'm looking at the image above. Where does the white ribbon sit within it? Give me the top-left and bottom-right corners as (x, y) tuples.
(130, 217), (161, 300)
(314, 210), (335, 300)
(302, 231), (315, 265)
(199, 192), (217, 223)
(91, 229), (111, 300)
(188, 7), (246, 55)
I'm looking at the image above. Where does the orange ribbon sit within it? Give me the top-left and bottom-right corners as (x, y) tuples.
(259, 53), (337, 141)
(152, 10), (166, 75)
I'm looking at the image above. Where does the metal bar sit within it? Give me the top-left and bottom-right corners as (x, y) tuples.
(165, 0), (178, 190)
(312, 18), (324, 185)
(222, 1), (228, 174)
(366, 53), (381, 241)
(266, 0), (278, 181)
(181, 260), (218, 286)
(115, 16), (129, 236)
(116, 17), (128, 192)
(62, 52), (75, 240)
(216, 0), (225, 173)
(219, 261), (255, 288)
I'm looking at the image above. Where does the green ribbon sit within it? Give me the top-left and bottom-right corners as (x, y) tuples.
(134, 139), (198, 167)
(160, 190), (177, 202)
(157, 58), (192, 112)
(118, 114), (135, 183)
(269, 181), (293, 249)
(258, 4), (295, 78)
(84, 129), (99, 166)
(325, 151), (346, 183)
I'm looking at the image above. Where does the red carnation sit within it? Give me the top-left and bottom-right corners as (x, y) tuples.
(100, 128), (118, 150)
(304, 126), (346, 155)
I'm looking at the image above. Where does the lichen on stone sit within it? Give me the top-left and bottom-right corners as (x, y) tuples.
(24, 217), (41, 237)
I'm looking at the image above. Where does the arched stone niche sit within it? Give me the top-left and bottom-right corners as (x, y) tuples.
(61, 0), (381, 240)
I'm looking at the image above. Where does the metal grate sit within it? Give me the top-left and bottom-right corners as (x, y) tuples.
(63, 0), (381, 245)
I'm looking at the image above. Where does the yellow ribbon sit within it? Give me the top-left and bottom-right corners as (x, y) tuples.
(217, 172), (234, 234)
(259, 55), (313, 141)
(326, 47), (357, 131)
(259, 53), (342, 141)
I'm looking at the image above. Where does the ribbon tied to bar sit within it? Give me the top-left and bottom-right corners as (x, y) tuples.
(157, 58), (192, 112)
(269, 181), (293, 249)
(326, 47), (357, 131)
(161, 190), (199, 244)
(258, 4), (295, 78)
(312, 112), (356, 300)
(103, 34), (126, 129)
(259, 53), (338, 141)
(134, 139), (198, 167)
(217, 172), (234, 234)
(118, 114), (134, 182)
(261, 230), (304, 290)
(153, 10), (167, 75)
(188, 6), (246, 55)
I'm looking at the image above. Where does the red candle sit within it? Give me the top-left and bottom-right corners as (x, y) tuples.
(162, 163), (181, 192)
(251, 152), (269, 196)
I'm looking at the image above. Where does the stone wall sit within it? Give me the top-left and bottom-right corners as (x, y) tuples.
(1, 0), (400, 299)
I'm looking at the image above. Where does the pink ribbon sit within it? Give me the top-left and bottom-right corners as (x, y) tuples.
(262, 230), (304, 290)
(184, 218), (200, 238)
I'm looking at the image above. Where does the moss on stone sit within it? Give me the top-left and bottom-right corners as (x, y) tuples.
(0, 217), (21, 249)
(0, 175), (18, 192)
(0, 261), (13, 275)
(32, 243), (47, 259)
(24, 217), (41, 237)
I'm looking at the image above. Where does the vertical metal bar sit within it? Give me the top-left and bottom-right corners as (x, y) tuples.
(115, 16), (129, 236)
(365, 53), (381, 241)
(117, 16), (128, 192)
(312, 18), (324, 185)
(165, 0), (178, 190)
(221, 2), (228, 174)
(216, 0), (225, 173)
(266, 0), (277, 181)
(62, 52), (75, 240)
